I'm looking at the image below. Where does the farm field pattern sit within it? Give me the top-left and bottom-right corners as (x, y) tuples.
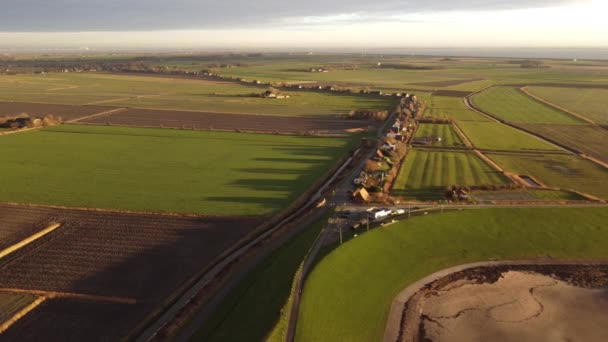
(2, 54), (608, 342)
(526, 86), (608, 125)
(472, 86), (586, 124)
(0, 73), (394, 116)
(392, 150), (510, 200)
(488, 153), (608, 198)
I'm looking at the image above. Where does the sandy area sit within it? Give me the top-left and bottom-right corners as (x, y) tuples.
(421, 271), (608, 342)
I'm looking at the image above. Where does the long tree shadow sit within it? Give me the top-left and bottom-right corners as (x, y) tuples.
(0, 205), (261, 341)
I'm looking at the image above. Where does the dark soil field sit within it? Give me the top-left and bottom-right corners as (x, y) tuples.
(516, 123), (608, 162)
(0, 206), (59, 251)
(0, 298), (145, 342)
(431, 90), (472, 97)
(0, 101), (111, 121)
(80, 108), (374, 134)
(0, 203), (261, 340)
(412, 78), (483, 87)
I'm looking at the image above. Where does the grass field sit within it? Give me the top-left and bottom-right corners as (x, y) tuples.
(526, 189), (587, 201)
(516, 123), (608, 162)
(392, 150), (510, 200)
(192, 214), (326, 342)
(0, 73), (394, 116)
(488, 153), (608, 199)
(472, 87), (586, 124)
(296, 208), (608, 342)
(526, 86), (608, 124)
(0, 124), (357, 215)
(457, 121), (562, 151)
(426, 95), (491, 121)
(413, 124), (465, 147)
(0, 293), (36, 324)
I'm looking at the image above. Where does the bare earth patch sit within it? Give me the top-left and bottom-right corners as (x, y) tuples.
(398, 264), (608, 342)
(421, 271), (608, 342)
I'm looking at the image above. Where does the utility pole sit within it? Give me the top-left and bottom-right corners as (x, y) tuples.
(339, 225), (343, 245)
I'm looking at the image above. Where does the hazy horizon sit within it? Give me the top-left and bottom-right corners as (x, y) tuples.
(1, 0), (607, 52)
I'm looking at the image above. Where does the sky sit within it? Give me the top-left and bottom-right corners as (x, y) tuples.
(0, 0), (607, 50)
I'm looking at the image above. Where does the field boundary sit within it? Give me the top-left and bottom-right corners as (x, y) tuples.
(0, 296), (45, 334)
(0, 201), (261, 220)
(520, 86), (598, 125)
(384, 259), (608, 342)
(465, 88), (608, 169)
(0, 288), (137, 304)
(67, 107), (127, 123)
(0, 223), (61, 260)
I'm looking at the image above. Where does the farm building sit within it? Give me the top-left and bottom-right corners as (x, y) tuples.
(353, 187), (370, 203)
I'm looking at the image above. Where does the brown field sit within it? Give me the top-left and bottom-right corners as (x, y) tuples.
(0, 101), (111, 121)
(0, 207), (58, 251)
(80, 108), (375, 134)
(0, 298), (144, 341)
(431, 90), (473, 97)
(412, 78), (483, 87)
(0, 203), (260, 340)
(516, 123), (608, 162)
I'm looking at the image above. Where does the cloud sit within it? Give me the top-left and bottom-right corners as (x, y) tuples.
(0, 0), (585, 31)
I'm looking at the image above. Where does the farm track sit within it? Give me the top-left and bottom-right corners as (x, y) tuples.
(80, 107), (374, 134)
(67, 107), (127, 123)
(0, 203), (260, 340)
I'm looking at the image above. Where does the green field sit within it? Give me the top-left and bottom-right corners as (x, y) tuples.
(426, 95), (490, 121)
(413, 124), (465, 147)
(526, 86), (608, 124)
(517, 123), (608, 163)
(457, 121), (562, 151)
(296, 208), (608, 342)
(0, 293), (36, 323)
(392, 150), (510, 200)
(0, 73), (394, 116)
(472, 189), (586, 201)
(488, 153), (608, 199)
(0, 124), (357, 215)
(192, 214), (326, 342)
(526, 189), (587, 201)
(472, 87), (586, 124)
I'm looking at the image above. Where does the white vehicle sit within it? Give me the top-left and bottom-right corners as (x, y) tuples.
(373, 209), (392, 220)
(393, 209), (405, 215)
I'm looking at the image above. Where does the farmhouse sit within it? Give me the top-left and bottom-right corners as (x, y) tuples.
(261, 87), (290, 99)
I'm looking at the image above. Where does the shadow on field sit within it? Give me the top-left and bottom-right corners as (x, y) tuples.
(0, 204), (261, 341)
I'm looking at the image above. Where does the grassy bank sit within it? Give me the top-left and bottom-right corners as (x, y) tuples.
(296, 208), (608, 342)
